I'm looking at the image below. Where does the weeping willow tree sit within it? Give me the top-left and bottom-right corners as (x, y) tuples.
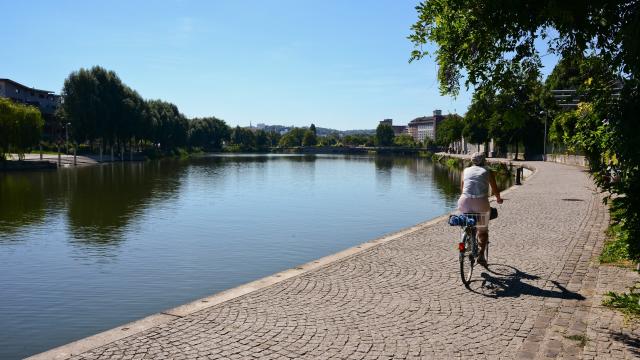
(0, 98), (44, 160)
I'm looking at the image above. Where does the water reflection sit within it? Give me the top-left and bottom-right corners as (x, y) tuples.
(0, 161), (188, 245)
(0, 174), (47, 236)
(67, 162), (186, 245)
(0, 156), (512, 246)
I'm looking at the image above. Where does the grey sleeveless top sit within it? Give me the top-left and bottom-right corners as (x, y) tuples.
(462, 165), (489, 198)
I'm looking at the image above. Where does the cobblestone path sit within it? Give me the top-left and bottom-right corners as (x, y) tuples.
(60, 162), (637, 359)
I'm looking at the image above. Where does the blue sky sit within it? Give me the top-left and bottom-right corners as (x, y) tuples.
(4, 1), (558, 130)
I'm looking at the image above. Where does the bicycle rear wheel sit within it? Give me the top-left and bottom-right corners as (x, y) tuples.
(459, 233), (474, 285)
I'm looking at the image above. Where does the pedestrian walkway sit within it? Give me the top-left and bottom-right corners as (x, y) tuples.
(32, 161), (639, 359)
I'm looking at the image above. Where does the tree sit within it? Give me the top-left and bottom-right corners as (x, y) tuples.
(302, 129), (317, 146)
(266, 131), (282, 147)
(0, 99), (44, 160)
(317, 134), (338, 146)
(189, 117), (230, 150)
(435, 114), (464, 147)
(409, 1), (638, 96)
(394, 134), (417, 147)
(409, 0), (640, 258)
(61, 67), (100, 143)
(278, 127), (306, 147)
(375, 123), (395, 146)
(230, 126), (256, 151)
(147, 100), (189, 151)
(309, 123), (317, 135)
(255, 130), (270, 150)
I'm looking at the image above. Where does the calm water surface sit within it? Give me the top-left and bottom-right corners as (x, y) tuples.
(0, 154), (510, 359)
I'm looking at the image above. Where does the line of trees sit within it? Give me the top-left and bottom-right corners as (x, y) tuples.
(59, 67), (337, 154)
(60, 66), (230, 156)
(0, 98), (44, 160)
(410, 0), (640, 260)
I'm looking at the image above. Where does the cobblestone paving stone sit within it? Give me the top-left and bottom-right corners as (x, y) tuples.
(68, 161), (638, 359)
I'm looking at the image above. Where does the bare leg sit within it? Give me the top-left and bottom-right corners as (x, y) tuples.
(478, 230), (488, 265)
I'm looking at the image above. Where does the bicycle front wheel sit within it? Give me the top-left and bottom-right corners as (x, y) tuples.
(459, 233), (474, 285)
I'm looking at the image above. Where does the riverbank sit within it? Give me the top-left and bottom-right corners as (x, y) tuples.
(29, 160), (639, 359)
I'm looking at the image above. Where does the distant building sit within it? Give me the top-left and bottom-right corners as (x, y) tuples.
(378, 118), (407, 136)
(0, 78), (60, 115)
(407, 110), (445, 143)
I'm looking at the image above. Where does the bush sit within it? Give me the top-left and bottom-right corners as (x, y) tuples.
(602, 286), (640, 320)
(600, 222), (632, 265)
(446, 158), (461, 168)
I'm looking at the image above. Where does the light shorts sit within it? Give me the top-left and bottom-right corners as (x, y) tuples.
(457, 195), (490, 232)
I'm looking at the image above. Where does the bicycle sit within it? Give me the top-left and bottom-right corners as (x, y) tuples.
(448, 211), (492, 286)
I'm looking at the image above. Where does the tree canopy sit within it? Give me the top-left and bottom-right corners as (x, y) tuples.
(435, 114), (464, 147)
(376, 123), (395, 146)
(0, 98), (44, 160)
(410, 0), (640, 258)
(188, 117), (229, 150)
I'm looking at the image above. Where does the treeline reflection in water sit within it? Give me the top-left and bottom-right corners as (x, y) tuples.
(0, 161), (185, 244)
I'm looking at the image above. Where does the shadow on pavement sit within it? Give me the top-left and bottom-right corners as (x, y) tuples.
(611, 332), (640, 357)
(466, 263), (586, 300)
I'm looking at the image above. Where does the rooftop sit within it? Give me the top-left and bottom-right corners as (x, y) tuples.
(0, 78), (56, 94)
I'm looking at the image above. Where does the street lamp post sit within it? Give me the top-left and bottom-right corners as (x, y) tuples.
(540, 111), (547, 161)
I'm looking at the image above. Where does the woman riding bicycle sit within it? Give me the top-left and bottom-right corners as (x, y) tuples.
(457, 152), (503, 266)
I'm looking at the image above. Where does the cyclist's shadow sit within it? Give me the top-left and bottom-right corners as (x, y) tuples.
(467, 263), (585, 300)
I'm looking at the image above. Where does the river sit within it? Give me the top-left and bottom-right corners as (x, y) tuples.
(0, 154), (510, 359)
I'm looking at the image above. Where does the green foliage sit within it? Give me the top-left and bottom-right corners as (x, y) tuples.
(393, 134), (417, 147)
(266, 131), (281, 147)
(343, 134), (374, 146)
(61, 66), (190, 153)
(230, 126), (256, 151)
(188, 117), (229, 151)
(376, 123), (395, 146)
(254, 130), (270, 150)
(424, 137), (437, 148)
(302, 129), (317, 146)
(147, 100), (189, 151)
(487, 162), (510, 176)
(435, 115), (464, 147)
(278, 128), (306, 147)
(409, 0), (640, 259)
(309, 123), (317, 135)
(409, 1), (639, 95)
(0, 98), (44, 160)
(445, 158), (461, 168)
(603, 286), (640, 320)
(317, 134), (339, 146)
(600, 223), (631, 264)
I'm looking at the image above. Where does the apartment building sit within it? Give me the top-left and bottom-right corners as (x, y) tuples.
(407, 110), (444, 143)
(0, 78), (60, 115)
(378, 119), (408, 136)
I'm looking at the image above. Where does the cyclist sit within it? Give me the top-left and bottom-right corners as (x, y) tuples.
(457, 152), (503, 266)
